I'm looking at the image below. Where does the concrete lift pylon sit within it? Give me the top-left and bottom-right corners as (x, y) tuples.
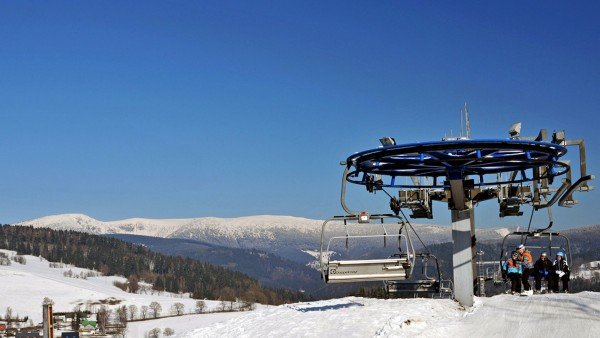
(320, 123), (593, 307)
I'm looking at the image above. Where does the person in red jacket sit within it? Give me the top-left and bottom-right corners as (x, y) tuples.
(517, 244), (534, 293)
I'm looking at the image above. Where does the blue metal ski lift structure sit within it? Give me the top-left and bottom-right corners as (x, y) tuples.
(320, 123), (593, 306)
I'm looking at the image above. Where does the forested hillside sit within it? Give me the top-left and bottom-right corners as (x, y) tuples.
(108, 234), (322, 293)
(0, 225), (307, 305)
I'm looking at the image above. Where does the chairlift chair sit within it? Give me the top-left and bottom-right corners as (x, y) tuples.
(498, 230), (572, 292)
(499, 231), (572, 265)
(384, 253), (453, 298)
(319, 214), (416, 283)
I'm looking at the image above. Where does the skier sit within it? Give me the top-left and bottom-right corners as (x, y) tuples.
(553, 251), (570, 293)
(517, 244), (534, 295)
(533, 252), (554, 293)
(503, 251), (523, 295)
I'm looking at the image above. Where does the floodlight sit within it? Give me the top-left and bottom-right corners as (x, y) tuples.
(552, 130), (566, 144)
(379, 137), (396, 146)
(509, 122), (522, 138)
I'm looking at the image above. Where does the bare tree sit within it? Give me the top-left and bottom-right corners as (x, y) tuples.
(97, 306), (109, 334)
(128, 304), (138, 320)
(128, 275), (140, 293)
(147, 327), (161, 338)
(115, 306), (128, 338)
(117, 305), (128, 325)
(5, 307), (13, 320)
(171, 302), (185, 316)
(163, 327), (175, 336)
(140, 305), (149, 319)
(4, 307), (13, 329)
(195, 300), (206, 314)
(149, 301), (162, 318)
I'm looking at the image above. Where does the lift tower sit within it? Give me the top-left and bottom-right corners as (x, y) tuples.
(324, 124), (593, 307)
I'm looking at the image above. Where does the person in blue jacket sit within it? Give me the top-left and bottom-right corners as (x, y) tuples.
(533, 252), (554, 293)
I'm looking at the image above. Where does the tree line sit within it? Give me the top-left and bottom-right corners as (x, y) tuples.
(0, 225), (307, 304)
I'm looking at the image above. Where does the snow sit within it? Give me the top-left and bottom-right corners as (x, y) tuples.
(494, 228), (512, 238)
(0, 249), (221, 324)
(17, 213), (324, 239)
(577, 261), (600, 279)
(443, 292), (600, 337)
(127, 312), (243, 338)
(175, 297), (463, 338)
(174, 293), (600, 337)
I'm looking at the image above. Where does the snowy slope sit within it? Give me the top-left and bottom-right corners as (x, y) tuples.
(173, 293), (600, 338)
(0, 249), (221, 324)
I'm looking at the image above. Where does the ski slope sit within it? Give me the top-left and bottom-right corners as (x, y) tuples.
(175, 293), (600, 338)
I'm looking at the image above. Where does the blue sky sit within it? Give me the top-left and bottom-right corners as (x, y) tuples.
(1, 1), (598, 228)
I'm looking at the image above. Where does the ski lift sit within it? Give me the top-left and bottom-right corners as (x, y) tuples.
(319, 214), (416, 283)
(384, 253), (453, 298)
(497, 229), (571, 293)
(499, 230), (572, 265)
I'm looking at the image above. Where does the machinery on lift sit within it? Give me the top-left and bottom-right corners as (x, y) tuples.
(319, 107), (593, 306)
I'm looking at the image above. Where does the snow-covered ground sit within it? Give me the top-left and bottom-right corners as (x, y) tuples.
(0, 249), (222, 324)
(127, 312), (243, 338)
(174, 293), (600, 338)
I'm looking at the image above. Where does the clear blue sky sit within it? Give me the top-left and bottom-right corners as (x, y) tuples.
(1, 1), (598, 228)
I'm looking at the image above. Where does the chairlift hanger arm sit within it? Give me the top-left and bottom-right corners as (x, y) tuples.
(558, 174), (595, 207)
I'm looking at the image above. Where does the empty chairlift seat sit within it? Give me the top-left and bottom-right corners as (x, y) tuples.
(325, 256), (411, 283)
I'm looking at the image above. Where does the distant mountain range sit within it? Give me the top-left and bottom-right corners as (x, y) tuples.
(16, 213), (511, 262)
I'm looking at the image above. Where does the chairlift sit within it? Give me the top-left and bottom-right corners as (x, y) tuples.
(384, 253), (453, 298)
(319, 214), (416, 283)
(499, 230), (572, 265)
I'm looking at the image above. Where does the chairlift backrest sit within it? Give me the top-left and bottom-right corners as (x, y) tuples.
(499, 231), (572, 267)
(319, 215), (416, 284)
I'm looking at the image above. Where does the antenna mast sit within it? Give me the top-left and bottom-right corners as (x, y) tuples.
(464, 102), (471, 139)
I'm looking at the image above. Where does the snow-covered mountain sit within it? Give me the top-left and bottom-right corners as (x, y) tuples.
(16, 213), (513, 267)
(17, 213), (508, 248)
(17, 213), (321, 241)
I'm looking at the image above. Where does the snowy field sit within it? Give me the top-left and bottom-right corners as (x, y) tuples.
(175, 293), (600, 338)
(0, 249), (222, 324)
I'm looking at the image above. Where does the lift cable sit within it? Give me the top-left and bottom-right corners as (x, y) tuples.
(381, 187), (432, 255)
